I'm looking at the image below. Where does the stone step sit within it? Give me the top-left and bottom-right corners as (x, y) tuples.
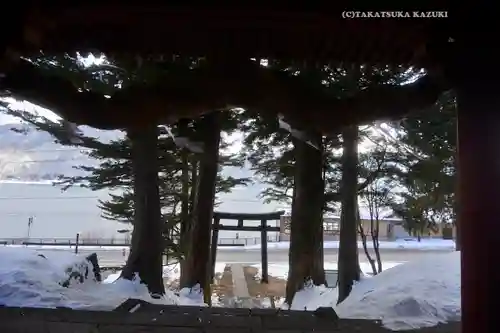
(230, 264), (253, 307)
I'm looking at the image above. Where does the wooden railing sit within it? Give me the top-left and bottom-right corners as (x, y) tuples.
(0, 303), (460, 332)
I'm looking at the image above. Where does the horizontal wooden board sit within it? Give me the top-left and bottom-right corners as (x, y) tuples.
(0, 305), (460, 332)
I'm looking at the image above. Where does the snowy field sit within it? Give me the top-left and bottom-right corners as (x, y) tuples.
(0, 246), (460, 331)
(2, 239), (455, 268)
(250, 261), (405, 281)
(4, 238), (456, 251)
(245, 239), (456, 251)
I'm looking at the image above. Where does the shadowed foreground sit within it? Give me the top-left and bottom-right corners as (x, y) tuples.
(0, 305), (459, 333)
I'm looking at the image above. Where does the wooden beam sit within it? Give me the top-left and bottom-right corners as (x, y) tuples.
(213, 211), (284, 221)
(212, 225), (280, 232)
(20, 7), (435, 64)
(0, 305), (460, 331)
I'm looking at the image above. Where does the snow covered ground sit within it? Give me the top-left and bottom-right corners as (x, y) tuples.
(0, 246), (460, 331)
(254, 261), (405, 281)
(103, 262), (228, 285)
(0, 247), (203, 310)
(289, 252), (460, 330)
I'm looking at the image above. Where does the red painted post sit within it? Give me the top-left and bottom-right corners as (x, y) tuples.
(456, 58), (500, 333)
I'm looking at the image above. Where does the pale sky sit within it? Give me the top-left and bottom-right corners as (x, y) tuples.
(0, 100), (375, 154)
(0, 98), (61, 124)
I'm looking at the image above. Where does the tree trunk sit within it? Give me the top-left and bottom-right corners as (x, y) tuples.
(179, 122), (191, 287)
(337, 125), (361, 304)
(180, 157), (199, 286)
(285, 134), (325, 305)
(179, 148), (191, 286)
(121, 124), (164, 296)
(372, 217), (383, 273)
(183, 113), (221, 305)
(189, 158), (199, 215)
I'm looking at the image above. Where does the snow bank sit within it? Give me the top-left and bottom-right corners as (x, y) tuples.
(289, 283), (337, 310)
(337, 252), (460, 330)
(0, 247), (200, 310)
(104, 262), (227, 285)
(178, 285), (205, 306)
(291, 252), (460, 330)
(262, 261), (402, 310)
(252, 261), (404, 281)
(245, 239), (456, 251)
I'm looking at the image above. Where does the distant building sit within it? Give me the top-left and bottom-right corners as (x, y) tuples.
(279, 214), (456, 241)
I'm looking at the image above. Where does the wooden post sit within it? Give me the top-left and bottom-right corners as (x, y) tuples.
(456, 86), (500, 333)
(74, 233), (79, 254)
(453, 36), (500, 333)
(260, 219), (269, 283)
(210, 215), (221, 281)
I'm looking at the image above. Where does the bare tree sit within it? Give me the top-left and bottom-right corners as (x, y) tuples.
(366, 184), (383, 274)
(362, 179), (395, 274)
(357, 201), (377, 275)
(358, 137), (398, 275)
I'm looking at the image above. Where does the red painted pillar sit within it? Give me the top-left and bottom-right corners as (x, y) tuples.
(456, 46), (500, 332)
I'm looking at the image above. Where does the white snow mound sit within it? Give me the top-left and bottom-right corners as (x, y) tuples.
(290, 252), (460, 330)
(0, 247), (192, 309)
(336, 251), (460, 330)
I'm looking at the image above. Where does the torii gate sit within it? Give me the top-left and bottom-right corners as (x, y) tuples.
(0, 6), (496, 333)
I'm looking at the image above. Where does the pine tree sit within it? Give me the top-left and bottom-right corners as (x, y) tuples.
(390, 91), (457, 243)
(321, 65), (416, 303)
(1, 54), (250, 292)
(239, 64), (419, 303)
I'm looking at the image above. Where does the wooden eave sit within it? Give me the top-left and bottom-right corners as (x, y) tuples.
(1, 7), (452, 131)
(15, 7), (450, 66)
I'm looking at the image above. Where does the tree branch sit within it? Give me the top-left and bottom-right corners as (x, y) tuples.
(1, 58), (447, 133)
(324, 165), (383, 203)
(285, 74), (448, 134)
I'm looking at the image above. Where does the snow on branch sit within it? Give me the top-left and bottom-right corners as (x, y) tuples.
(1, 58), (448, 134)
